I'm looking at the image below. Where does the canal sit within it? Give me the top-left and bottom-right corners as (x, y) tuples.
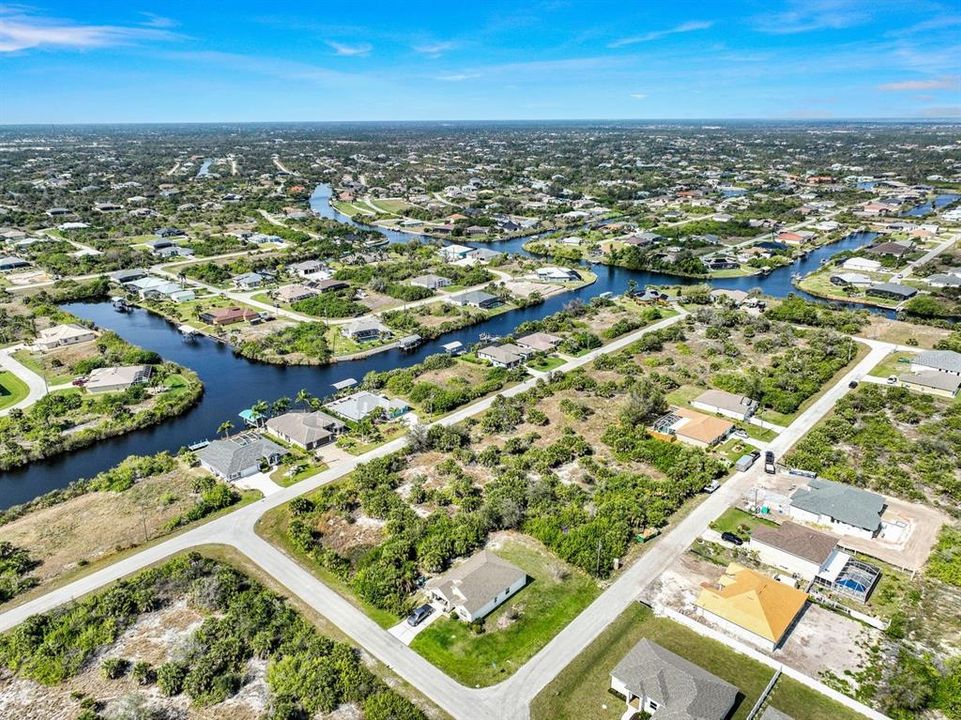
(0, 185), (880, 508)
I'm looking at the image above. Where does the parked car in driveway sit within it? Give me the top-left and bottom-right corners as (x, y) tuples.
(406, 604), (434, 627)
(721, 531), (744, 546)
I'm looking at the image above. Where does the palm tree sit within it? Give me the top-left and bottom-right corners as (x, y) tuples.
(251, 400), (270, 426)
(272, 396), (292, 415)
(295, 388), (313, 410)
(217, 420), (234, 438)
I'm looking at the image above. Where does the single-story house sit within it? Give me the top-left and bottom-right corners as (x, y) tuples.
(0, 256), (30, 271)
(556, 235), (582, 245)
(34, 323), (97, 351)
(265, 410), (345, 450)
(275, 284), (317, 304)
(314, 279), (350, 293)
(440, 244), (475, 262)
(899, 370), (961, 398)
(478, 344), (527, 368)
(84, 365), (152, 393)
(109, 268), (149, 284)
(409, 274), (451, 290)
(233, 272), (266, 290)
(841, 257), (882, 273)
(926, 273), (961, 289)
(471, 248), (502, 263)
(696, 562), (808, 651)
(750, 522), (839, 580)
(691, 389), (758, 422)
(829, 272), (873, 287)
(449, 289), (502, 309)
(341, 317), (391, 342)
(652, 407), (734, 449)
(911, 349), (961, 376)
(866, 282), (917, 301)
(196, 435), (288, 481)
(515, 332), (562, 353)
(535, 266), (581, 282)
(200, 307), (259, 325)
(610, 639), (739, 720)
(324, 391), (409, 423)
(788, 477), (886, 539)
(288, 260), (330, 280)
(427, 550), (527, 622)
(866, 241), (912, 258)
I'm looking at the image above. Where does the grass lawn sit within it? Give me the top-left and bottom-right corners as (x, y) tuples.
(758, 340), (870, 426)
(665, 384), (707, 406)
(255, 501), (400, 629)
(867, 351), (915, 379)
(0, 370), (29, 410)
(410, 538), (600, 687)
(528, 355), (566, 372)
(709, 507), (778, 540)
(12, 349), (75, 385)
(270, 462), (327, 487)
(530, 602), (867, 720)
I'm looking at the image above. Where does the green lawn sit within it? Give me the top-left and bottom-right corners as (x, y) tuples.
(709, 507), (778, 540)
(0, 370), (29, 410)
(530, 602), (868, 720)
(867, 351), (915, 379)
(270, 462), (327, 487)
(665, 384), (706, 406)
(528, 355), (566, 372)
(410, 539), (600, 687)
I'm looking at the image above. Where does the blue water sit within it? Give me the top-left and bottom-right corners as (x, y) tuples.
(196, 159), (213, 178)
(0, 185), (882, 507)
(901, 193), (960, 218)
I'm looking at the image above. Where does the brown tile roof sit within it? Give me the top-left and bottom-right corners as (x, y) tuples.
(751, 522), (838, 565)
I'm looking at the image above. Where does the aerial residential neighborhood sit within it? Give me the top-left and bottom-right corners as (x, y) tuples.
(0, 3), (959, 720)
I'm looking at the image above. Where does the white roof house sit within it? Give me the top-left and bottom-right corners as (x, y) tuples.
(84, 365), (152, 393)
(34, 323), (97, 351)
(324, 390), (409, 423)
(841, 257), (882, 272)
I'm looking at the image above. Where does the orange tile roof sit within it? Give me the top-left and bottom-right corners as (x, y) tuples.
(696, 563), (808, 644)
(674, 407), (734, 445)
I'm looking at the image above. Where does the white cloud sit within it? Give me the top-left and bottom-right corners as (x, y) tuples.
(139, 13), (177, 29)
(878, 75), (960, 91)
(609, 20), (713, 48)
(630, 92), (647, 99)
(0, 11), (178, 52)
(326, 40), (372, 57)
(436, 72), (480, 82)
(414, 40), (457, 57)
(753, 0), (868, 35)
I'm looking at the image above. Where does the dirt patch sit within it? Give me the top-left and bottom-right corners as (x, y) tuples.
(315, 510), (386, 558)
(777, 604), (881, 683)
(0, 470), (204, 595)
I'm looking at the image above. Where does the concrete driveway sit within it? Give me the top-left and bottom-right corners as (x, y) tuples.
(233, 471), (282, 496)
(388, 602), (444, 645)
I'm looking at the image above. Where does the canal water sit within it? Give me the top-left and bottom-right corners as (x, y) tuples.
(0, 185), (881, 507)
(901, 193), (960, 218)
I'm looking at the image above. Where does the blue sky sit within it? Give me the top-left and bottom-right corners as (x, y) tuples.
(1, 0), (960, 123)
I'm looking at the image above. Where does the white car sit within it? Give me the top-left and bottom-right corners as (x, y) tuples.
(887, 375), (898, 385)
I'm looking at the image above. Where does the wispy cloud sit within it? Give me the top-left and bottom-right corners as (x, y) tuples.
(326, 40), (372, 57)
(608, 20), (712, 48)
(139, 12), (177, 29)
(414, 40), (457, 57)
(436, 72), (480, 82)
(0, 9), (179, 52)
(878, 75), (960, 91)
(629, 92), (647, 99)
(753, 0), (868, 35)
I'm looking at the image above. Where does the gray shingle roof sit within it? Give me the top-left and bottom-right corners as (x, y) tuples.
(751, 522), (838, 565)
(611, 639), (739, 720)
(915, 350), (961, 374)
(428, 551), (526, 617)
(265, 411), (344, 447)
(197, 436), (287, 478)
(790, 478), (885, 532)
(900, 370), (961, 393)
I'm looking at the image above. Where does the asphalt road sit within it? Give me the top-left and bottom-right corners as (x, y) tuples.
(0, 317), (895, 720)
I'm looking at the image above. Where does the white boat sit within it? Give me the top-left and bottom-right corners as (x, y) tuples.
(178, 324), (200, 339)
